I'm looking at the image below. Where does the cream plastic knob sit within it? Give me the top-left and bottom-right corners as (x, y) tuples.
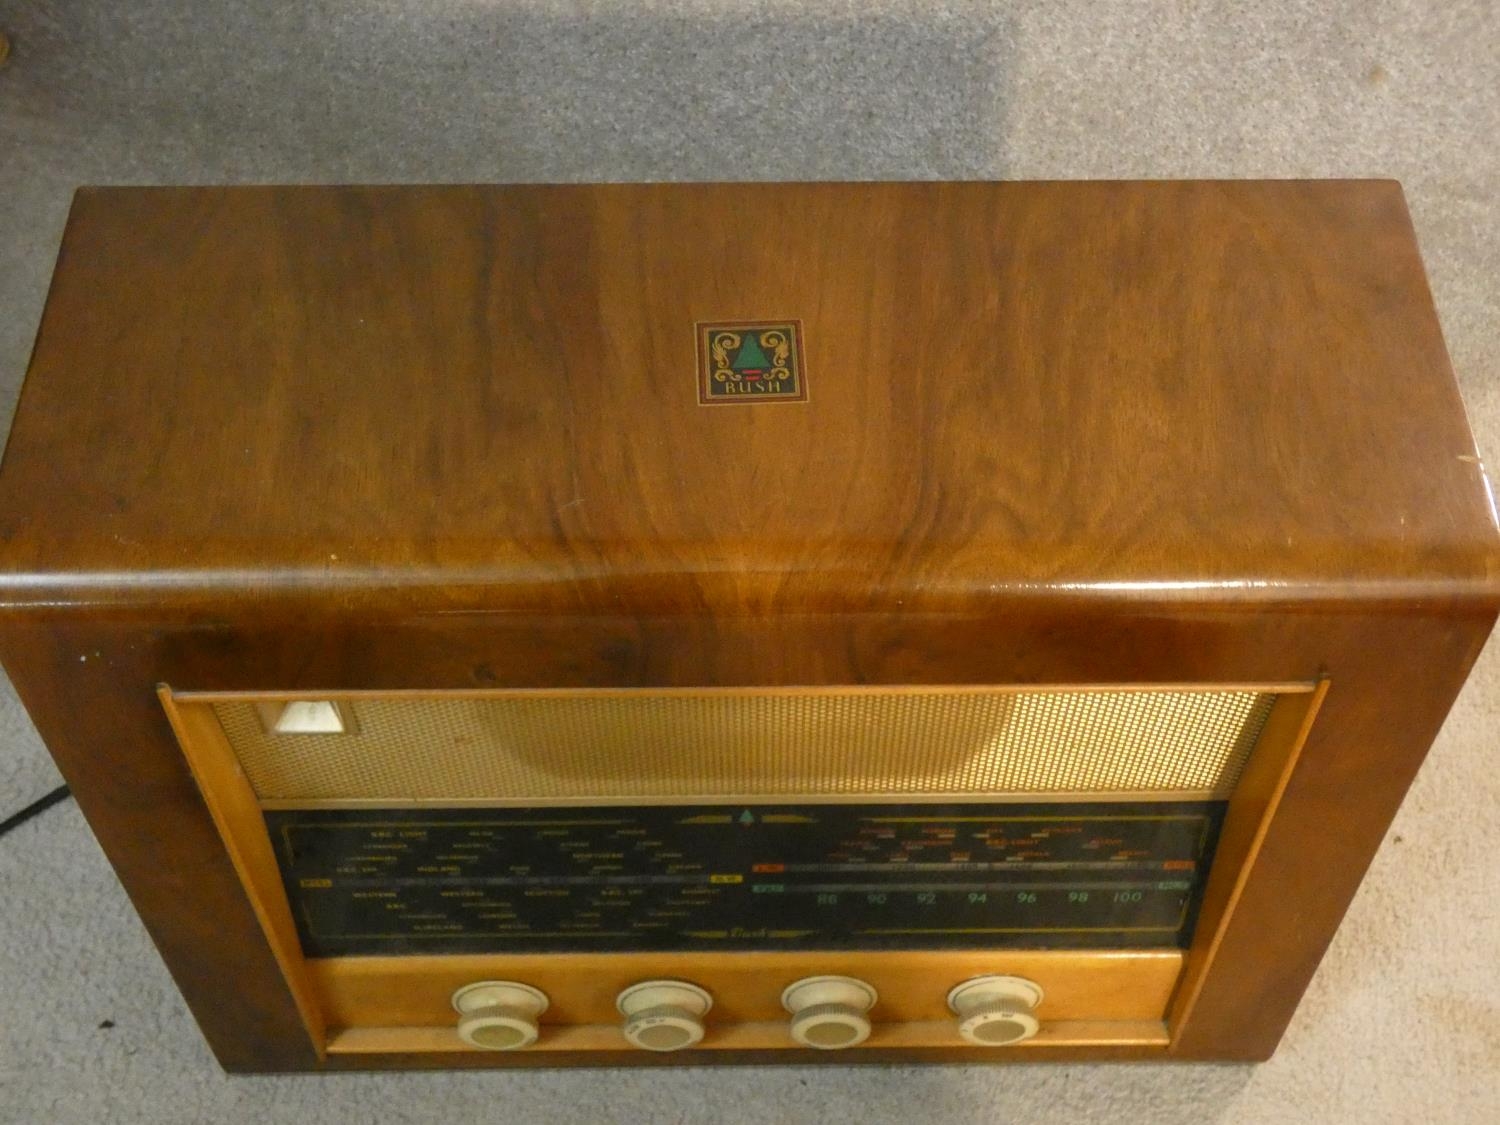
(616, 980), (713, 1052)
(947, 975), (1044, 1046)
(451, 981), (549, 1051)
(781, 975), (878, 1050)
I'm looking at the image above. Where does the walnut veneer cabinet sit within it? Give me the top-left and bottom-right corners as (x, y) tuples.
(0, 181), (1494, 1071)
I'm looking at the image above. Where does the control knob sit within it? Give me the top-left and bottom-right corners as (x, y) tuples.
(947, 975), (1044, 1046)
(781, 975), (878, 1050)
(451, 981), (549, 1051)
(617, 980), (713, 1052)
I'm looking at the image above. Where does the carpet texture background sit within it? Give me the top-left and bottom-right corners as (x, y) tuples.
(1, 2), (1496, 1122)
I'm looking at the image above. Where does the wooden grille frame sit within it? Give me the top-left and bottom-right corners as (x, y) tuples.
(157, 681), (1325, 1061)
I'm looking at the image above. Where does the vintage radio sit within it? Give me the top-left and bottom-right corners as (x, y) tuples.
(0, 181), (1494, 1071)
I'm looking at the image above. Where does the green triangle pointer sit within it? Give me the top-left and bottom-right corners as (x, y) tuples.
(732, 334), (771, 371)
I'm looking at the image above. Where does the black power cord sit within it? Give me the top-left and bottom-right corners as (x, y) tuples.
(0, 785), (72, 839)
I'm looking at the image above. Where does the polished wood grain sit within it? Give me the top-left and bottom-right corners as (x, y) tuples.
(0, 183), (1494, 1071)
(0, 182), (1494, 618)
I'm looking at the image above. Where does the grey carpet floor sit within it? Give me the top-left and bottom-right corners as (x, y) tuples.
(1, 2), (1497, 1123)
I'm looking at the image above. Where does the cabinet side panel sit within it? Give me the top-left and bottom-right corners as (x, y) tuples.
(1169, 609), (1497, 1058)
(0, 621), (319, 1072)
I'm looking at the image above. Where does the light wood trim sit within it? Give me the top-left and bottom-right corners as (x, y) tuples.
(325, 1019), (1170, 1056)
(310, 949), (1181, 1029)
(1166, 680), (1330, 1040)
(259, 788), (1231, 811)
(173, 681), (1316, 704)
(158, 686), (325, 1055)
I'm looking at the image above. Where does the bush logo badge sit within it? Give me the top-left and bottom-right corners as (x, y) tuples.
(696, 320), (807, 405)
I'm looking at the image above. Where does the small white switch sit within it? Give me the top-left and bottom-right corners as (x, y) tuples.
(259, 700), (347, 734)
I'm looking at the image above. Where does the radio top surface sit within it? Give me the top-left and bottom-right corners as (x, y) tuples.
(0, 181), (1494, 616)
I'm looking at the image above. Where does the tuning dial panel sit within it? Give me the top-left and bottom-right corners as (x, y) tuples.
(616, 980), (713, 1052)
(781, 975), (878, 1050)
(451, 981), (549, 1051)
(268, 801), (1222, 958)
(947, 975), (1044, 1046)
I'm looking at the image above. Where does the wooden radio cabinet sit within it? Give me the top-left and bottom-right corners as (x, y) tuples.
(0, 181), (1494, 1071)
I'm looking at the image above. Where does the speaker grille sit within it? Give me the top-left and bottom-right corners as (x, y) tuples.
(209, 688), (1278, 803)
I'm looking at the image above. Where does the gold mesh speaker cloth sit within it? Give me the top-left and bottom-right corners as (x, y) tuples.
(208, 687), (1278, 803)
